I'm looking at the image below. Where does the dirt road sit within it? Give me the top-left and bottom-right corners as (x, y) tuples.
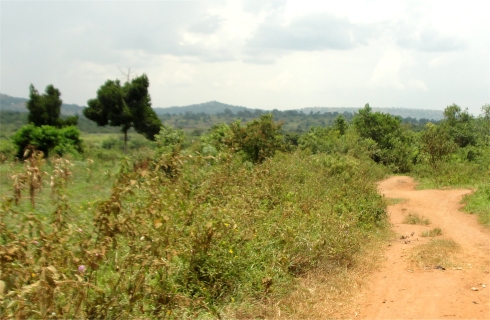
(360, 176), (490, 319)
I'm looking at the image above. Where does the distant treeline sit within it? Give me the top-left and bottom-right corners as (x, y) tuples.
(0, 108), (437, 137)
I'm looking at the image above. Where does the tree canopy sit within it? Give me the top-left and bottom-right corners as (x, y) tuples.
(83, 74), (162, 152)
(27, 84), (78, 127)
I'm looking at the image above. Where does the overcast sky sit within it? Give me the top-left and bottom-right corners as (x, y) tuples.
(1, 0), (489, 114)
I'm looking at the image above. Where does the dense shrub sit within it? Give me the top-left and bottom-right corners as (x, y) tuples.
(228, 114), (285, 163)
(352, 104), (415, 172)
(11, 124), (83, 158)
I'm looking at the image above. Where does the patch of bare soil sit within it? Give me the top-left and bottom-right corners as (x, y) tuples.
(359, 176), (490, 319)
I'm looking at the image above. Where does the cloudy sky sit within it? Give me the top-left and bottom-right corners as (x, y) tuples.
(1, 0), (489, 114)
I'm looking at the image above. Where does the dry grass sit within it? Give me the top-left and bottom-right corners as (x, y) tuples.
(403, 213), (430, 225)
(409, 238), (461, 268)
(250, 231), (392, 319)
(421, 227), (442, 237)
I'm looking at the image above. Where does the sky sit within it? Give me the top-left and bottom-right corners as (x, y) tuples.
(1, 0), (489, 114)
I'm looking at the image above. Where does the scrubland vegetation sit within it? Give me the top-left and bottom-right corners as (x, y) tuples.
(0, 96), (489, 318)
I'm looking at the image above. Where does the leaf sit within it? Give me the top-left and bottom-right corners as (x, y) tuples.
(154, 219), (162, 229)
(21, 280), (41, 295)
(47, 265), (60, 280)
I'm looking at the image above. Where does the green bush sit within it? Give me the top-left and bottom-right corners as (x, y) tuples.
(11, 124), (83, 158)
(228, 114), (285, 163)
(352, 104), (415, 172)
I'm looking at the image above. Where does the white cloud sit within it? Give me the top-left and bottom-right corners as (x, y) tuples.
(408, 79), (428, 91)
(259, 72), (292, 91)
(1, 0), (488, 114)
(369, 50), (407, 89)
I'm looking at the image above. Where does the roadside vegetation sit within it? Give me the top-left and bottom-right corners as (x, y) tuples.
(0, 78), (489, 318)
(403, 213), (431, 226)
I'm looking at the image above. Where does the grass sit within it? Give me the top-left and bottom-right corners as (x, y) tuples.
(462, 183), (490, 227)
(421, 227), (442, 237)
(403, 213), (430, 225)
(386, 198), (405, 205)
(410, 238), (461, 268)
(0, 150), (388, 318)
(412, 161), (490, 227)
(263, 230), (393, 319)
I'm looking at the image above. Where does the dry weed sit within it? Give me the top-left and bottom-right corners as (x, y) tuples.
(409, 238), (461, 268)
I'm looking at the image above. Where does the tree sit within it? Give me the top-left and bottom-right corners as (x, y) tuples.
(420, 123), (456, 168)
(84, 74), (162, 153)
(441, 104), (476, 148)
(27, 84), (78, 127)
(333, 115), (348, 135)
(228, 114), (285, 163)
(352, 103), (414, 172)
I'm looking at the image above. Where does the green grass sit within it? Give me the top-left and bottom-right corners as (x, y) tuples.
(386, 198), (405, 205)
(421, 227), (442, 237)
(403, 213), (430, 225)
(462, 183), (490, 226)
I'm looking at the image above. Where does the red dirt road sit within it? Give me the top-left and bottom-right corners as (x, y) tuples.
(360, 176), (490, 319)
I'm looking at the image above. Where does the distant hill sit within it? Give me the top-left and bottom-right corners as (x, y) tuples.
(1, 93), (443, 120)
(153, 101), (256, 115)
(300, 107), (443, 120)
(0, 93), (84, 116)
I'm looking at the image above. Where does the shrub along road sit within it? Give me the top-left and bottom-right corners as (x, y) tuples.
(359, 176), (490, 319)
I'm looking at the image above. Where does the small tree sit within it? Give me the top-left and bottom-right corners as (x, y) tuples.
(441, 104), (476, 148)
(352, 103), (414, 172)
(420, 123), (457, 168)
(333, 115), (348, 135)
(84, 74), (162, 153)
(27, 84), (78, 127)
(228, 114), (285, 163)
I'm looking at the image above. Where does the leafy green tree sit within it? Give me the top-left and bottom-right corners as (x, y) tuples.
(441, 104), (476, 148)
(333, 115), (348, 135)
(27, 84), (78, 127)
(84, 74), (162, 153)
(420, 123), (457, 168)
(298, 126), (339, 154)
(228, 114), (285, 163)
(352, 103), (414, 172)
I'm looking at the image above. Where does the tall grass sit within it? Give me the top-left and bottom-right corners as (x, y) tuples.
(0, 150), (387, 318)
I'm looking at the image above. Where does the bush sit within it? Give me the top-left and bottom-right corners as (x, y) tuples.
(352, 104), (415, 172)
(11, 124), (83, 158)
(228, 114), (285, 163)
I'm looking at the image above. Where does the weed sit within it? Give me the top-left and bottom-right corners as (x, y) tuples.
(421, 227), (442, 237)
(403, 213), (430, 225)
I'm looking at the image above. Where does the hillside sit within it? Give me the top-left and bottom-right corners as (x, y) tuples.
(154, 101), (254, 115)
(1, 93), (443, 120)
(0, 93), (85, 116)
